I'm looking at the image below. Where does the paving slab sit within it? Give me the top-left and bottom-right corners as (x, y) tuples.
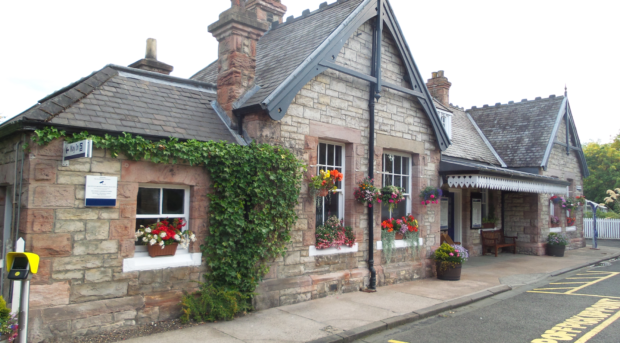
(120, 326), (244, 343)
(335, 288), (442, 313)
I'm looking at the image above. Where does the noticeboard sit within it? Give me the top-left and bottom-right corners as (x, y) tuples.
(85, 176), (118, 207)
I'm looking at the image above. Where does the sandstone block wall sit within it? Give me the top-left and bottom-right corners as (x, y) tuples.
(248, 20), (442, 310)
(1, 135), (210, 342)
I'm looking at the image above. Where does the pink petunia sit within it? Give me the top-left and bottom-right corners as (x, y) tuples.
(421, 201), (425, 205)
(377, 199), (382, 203)
(449, 253), (454, 256)
(426, 200), (430, 204)
(430, 194), (435, 199)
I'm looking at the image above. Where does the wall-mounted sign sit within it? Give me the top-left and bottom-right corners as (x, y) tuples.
(63, 140), (92, 161)
(85, 176), (117, 207)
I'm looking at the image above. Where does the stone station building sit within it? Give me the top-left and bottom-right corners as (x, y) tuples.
(0, 0), (589, 341)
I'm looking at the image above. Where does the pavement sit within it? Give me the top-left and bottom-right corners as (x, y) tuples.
(120, 243), (620, 343)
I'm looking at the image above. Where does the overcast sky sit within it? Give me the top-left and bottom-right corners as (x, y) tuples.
(1, 0), (618, 143)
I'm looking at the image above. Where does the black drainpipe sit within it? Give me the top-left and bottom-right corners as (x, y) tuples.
(501, 191), (505, 232)
(367, 3), (383, 291)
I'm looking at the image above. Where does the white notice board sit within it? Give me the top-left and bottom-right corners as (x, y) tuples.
(85, 176), (118, 207)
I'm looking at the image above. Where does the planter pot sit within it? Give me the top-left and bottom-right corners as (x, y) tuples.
(482, 223), (495, 229)
(547, 244), (566, 257)
(148, 243), (178, 257)
(395, 232), (404, 240)
(436, 261), (462, 281)
(318, 189), (329, 197)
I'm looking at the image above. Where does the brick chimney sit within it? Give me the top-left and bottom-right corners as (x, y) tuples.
(246, 0), (287, 24)
(128, 38), (174, 75)
(426, 70), (451, 107)
(208, 0), (271, 124)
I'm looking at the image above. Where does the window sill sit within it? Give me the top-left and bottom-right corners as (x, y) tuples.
(309, 243), (358, 256)
(123, 248), (202, 272)
(566, 226), (577, 232)
(550, 227), (562, 233)
(377, 238), (424, 250)
(479, 227), (498, 232)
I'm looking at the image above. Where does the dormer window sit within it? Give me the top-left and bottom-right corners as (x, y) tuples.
(438, 110), (452, 140)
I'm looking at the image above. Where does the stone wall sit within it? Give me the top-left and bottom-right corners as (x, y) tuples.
(543, 117), (586, 250)
(249, 20), (441, 309)
(11, 136), (210, 342)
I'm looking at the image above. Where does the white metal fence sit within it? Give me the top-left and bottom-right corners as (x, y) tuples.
(584, 218), (620, 239)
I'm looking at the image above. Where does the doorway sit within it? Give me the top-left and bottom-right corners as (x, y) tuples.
(440, 189), (463, 244)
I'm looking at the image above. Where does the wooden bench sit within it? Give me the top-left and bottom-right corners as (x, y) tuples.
(481, 231), (517, 257)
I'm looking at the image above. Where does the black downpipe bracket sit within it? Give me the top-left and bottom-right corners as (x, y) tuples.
(367, 1), (383, 291)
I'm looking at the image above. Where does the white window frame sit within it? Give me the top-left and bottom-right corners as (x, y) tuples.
(316, 141), (345, 226)
(123, 184), (201, 272)
(381, 152), (412, 219)
(481, 189), (489, 219)
(438, 110), (453, 140)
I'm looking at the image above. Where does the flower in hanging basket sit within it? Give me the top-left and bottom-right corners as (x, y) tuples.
(354, 177), (381, 208)
(309, 169), (343, 198)
(575, 195), (586, 206)
(420, 186), (442, 206)
(135, 218), (196, 252)
(379, 185), (405, 212)
(550, 195), (565, 205)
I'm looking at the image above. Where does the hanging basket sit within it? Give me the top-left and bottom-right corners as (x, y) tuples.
(318, 189), (329, 197)
(148, 243), (178, 257)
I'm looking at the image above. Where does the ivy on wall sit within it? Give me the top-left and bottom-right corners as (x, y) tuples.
(31, 127), (304, 295)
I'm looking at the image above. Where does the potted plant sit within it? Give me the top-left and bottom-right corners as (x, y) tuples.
(550, 195), (565, 205)
(575, 195), (586, 207)
(354, 177), (381, 208)
(420, 186), (442, 207)
(309, 169), (343, 198)
(315, 215), (356, 250)
(567, 217), (576, 226)
(482, 216), (497, 229)
(562, 197), (578, 212)
(135, 218), (196, 257)
(550, 216), (560, 227)
(379, 185), (405, 212)
(547, 233), (568, 257)
(433, 243), (468, 281)
(381, 219), (396, 263)
(0, 296), (17, 343)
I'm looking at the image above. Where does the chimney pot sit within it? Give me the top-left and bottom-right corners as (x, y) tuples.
(128, 38), (173, 75)
(145, 38), (157, 60)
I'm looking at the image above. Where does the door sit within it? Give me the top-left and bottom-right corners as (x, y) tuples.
(440, 192), (455, 240)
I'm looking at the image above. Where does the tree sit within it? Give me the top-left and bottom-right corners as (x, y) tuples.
(583, 132), (620, 213)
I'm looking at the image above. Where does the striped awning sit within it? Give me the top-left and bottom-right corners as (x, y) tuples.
(447, 174), (568, 194)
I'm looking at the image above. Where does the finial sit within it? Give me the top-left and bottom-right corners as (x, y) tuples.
(565, 84), (567, 97)
(231, 0), (245, 9)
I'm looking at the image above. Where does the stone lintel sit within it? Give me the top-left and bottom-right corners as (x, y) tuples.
(309, 120), (361, 144)
(376, 133), (425, 155)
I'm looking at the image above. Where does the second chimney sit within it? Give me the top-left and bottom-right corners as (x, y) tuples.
(128, 38), (174, 75)
(426, 70), (451, 107)
(208, 1), (271, 125)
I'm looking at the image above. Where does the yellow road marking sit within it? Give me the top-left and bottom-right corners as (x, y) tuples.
(566, 277), (607, 279)
(574, 309), (620, 342)
(549, 282), (590, 285)
(534, 287), (576, 290)
(566, 272), (619, 294)
(527, 291), (620, 300)
(388, 340), (409, 343)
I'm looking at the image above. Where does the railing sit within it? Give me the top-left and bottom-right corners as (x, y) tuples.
(584, 218), (620, 239)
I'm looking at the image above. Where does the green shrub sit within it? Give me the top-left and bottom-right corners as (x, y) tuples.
(181, 283), (251, 323)
(584, 210), (620, 219)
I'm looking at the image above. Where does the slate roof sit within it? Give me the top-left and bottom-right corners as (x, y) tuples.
(191, 0), (365, 107)
(2, 65), (240, 143)
(442, 105), (503, 166)
(467, 96), (565, 168)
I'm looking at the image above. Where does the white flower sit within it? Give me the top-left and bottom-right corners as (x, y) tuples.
(149, 239), (157, 246)
(174, 234), (181, 241)
(135, 231), (142, 238)
(145, 228), (151, 233)
(160, 232), (167, 238)
(190, 234), (196, 242)
(159, 241), (165, 249)
(142, 237), (148, 242)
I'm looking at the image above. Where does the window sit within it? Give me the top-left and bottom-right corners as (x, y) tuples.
(481, 189), (488, 219)
(316, 142), (344, 226)
(381, 153), (412, 221)
(438, 110), (452, 140)
(135, 185), (190, 249)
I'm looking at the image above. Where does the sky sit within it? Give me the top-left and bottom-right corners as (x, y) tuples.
(1, 0), (619, 143)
